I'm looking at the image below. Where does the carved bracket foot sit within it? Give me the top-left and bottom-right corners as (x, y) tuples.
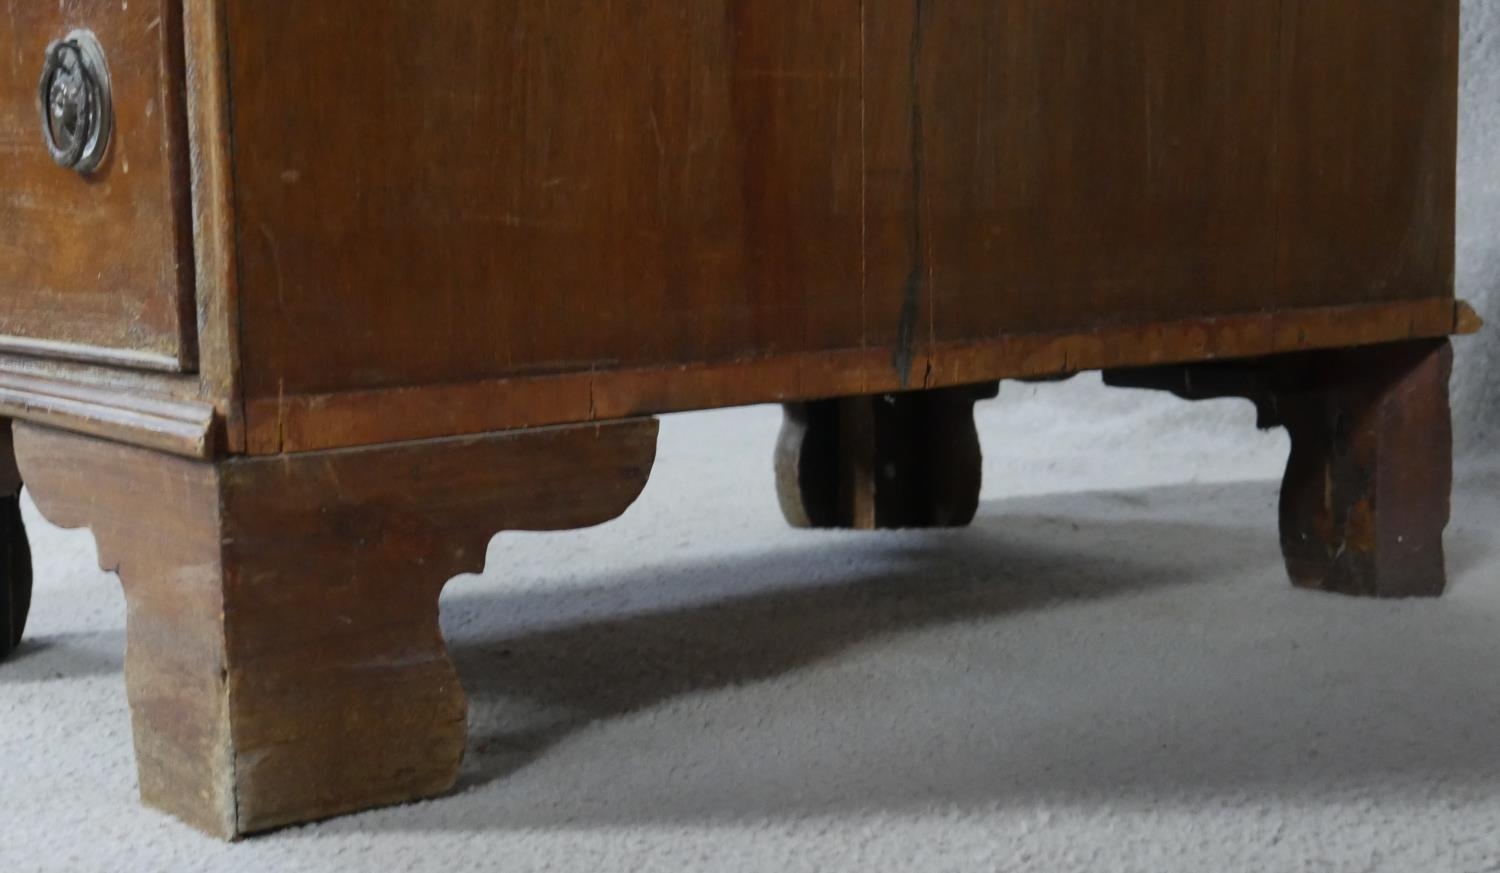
(14, 419), (657, 838)
(776, 383), (999, 529)
(1106, 339), (1453, 598)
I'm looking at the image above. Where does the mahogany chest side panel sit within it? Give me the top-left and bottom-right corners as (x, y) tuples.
(227, 0), (867, 396)
(907, 0), (1456, 353)
(222, 0), (1459, 424)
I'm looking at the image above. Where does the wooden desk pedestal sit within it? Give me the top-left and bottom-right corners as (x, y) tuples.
(0, 0), (1470, 837)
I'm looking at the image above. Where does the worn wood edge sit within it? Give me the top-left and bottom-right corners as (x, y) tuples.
(157, 0), (201, 373)
(0, 353), (203, 397)
(246, 297), (1469, 455)
(183, 0), (244, 452)
(1454, 300), (1484, 335)
(0, 371), (216, 458)
(0, 334), (188, 373)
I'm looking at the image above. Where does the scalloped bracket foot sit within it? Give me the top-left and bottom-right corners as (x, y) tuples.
(1106, 339), (1452, 598)
(14, 419), (658, 838)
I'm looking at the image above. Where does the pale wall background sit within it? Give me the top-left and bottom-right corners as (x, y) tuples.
(1456, 0), (1500, 452)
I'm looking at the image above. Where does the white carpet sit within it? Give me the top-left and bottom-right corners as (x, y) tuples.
(3, 376), (1499, 872)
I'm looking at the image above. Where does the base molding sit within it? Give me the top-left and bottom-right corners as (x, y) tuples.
(247, 298), (1476, 455)
(0, 299), (1474, 464)
(0, 371), (216, 458)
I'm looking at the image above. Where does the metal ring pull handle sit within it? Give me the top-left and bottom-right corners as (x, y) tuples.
(37, 30), (113, 174)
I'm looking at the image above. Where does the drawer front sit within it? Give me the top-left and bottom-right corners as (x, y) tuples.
(0, 0), (195, 371)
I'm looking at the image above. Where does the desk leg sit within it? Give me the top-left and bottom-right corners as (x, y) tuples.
(776, 383), (998, 529)
(14, 419), (657, 838)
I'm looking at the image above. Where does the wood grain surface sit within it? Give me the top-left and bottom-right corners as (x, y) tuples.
(0, 1), (1466, 459)
(222, 0), (1459, 437)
